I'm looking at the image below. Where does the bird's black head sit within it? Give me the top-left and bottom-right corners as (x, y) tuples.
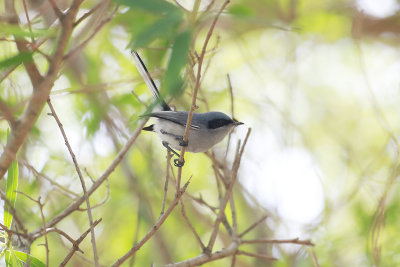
(206, 112), (243, 129)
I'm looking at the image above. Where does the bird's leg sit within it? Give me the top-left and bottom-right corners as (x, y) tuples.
(160, 130), (188, 147)
(162, 141), (185, 167)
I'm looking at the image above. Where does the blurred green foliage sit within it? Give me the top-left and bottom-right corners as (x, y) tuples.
(0, 0), (400, 266)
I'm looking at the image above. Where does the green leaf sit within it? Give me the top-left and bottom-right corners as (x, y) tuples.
(130, 13), (182, 49)
(0, 52), (33, 70)
(0, 23), (52, 38)
(5, 249), (22, 267)
(4, 130), (18, 229)
(115, 0), (180, 14)
(5, 250), (45, 267)
(163, 30), (191, 96)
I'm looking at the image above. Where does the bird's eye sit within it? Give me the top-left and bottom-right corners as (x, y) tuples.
(208, 119), (232, 129)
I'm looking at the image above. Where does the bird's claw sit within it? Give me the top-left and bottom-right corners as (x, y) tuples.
(174, 158), (185, 167)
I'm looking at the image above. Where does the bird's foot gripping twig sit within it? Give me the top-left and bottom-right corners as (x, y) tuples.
(162, 141), (185, 167)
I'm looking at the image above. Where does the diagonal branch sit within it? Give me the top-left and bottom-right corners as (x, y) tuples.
(30, 118), (147, 239)
(0, 0), (84, 179)
(111, 178), (192, 267)
(59, 219), (102, 267)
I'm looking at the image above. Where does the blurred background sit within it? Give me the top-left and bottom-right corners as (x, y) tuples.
(1, 0), (400, 266)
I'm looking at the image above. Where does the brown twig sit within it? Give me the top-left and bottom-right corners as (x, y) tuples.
(0, 0), (84, 179)
(175, 0), (230, 189)
(0, 189), (29, 238)
(22, 0), (34, 43)
(30, 118), (147, 239)
(230, 196), (237, 237)
(64, 5), (118, 60)
(111, 178), (192, 267)
(74, 0), (110, 27)
(48, 0), (64, 19)
(161, 151), (172, 215)
(77, 179), (110, 211)
(186, 193), (218, 213)
(224, 73), (236, 162)
(0, 64), (18, 84)
(207, 128), (251, 252)
(47, 98), (99, 266)
(239, 214), (268, 238)
(59, 219), (102, 267)
(38, 197), (49, 266)
(236, 250), (277, 261)
(21, 160), (79, 198)
(129, 199), (142, 267)
(180, 199), (206, 251)
(44, 228), (84, 253)
(0, 222), (28, 238)
(0, 98), (16, 127)
(230, 255), (236, 267)
(242, 238), (314, 246)
(164, 240), (240, 267)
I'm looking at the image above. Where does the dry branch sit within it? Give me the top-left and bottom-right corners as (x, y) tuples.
(0, 0), (84, 178)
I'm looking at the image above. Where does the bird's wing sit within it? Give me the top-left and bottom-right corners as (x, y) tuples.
(144, 111), (201, 130)
(131, 50), (171, 111)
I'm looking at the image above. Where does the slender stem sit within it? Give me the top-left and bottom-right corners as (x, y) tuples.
(175, 0), (230, 191)
(47, 99), (99, 266)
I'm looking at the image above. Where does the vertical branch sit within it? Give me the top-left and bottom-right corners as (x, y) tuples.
(38, 197), (49, 266)
(161, 151), (172, 215)
(207, 128), (251, 251)
(22, 0), (34, 43)
(47, 99), (99, 266)
(175, 0), (230, 190)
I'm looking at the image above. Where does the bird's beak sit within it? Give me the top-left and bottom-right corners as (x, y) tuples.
(233, 120), (243, 126)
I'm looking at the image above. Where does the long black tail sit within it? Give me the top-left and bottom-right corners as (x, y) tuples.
(131, 50), (171, 111)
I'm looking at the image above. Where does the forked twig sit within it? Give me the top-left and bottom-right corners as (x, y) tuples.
(59, 219), (102, 267)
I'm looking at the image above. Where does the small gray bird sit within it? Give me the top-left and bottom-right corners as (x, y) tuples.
(132, 51), (243, 167)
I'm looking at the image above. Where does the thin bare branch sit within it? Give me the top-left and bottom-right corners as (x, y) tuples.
(111, 178), (192, 267)
(175, 0), (231, 188)
(0, 98), (16, 127)
(242, 238), (314, 246)
(236, 250), (277, 261)
(38, 197), (50, 266)
(45, 228), (84, 253)
(0, 189), (29, 238)
(0, 0), (84, 178)
(0, 222), (28, 238)
(207, 128), (251, 251)
(59, 219), (102, 267)
(164, 240), (239, 267)
(30, 118), (147, 239)
(64, 5), (118, 60)
(48, 0), (64, 19)
(21, 160), (79, 198)
(230, 255), (236, 267)
(239, 214), (268, 238)
(47, 98), (99, 266)
(180, 199), (206, 251)
(161, 151), (173, 215)
(74, 0), (110, 27)
(230, 196), (237, 237)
